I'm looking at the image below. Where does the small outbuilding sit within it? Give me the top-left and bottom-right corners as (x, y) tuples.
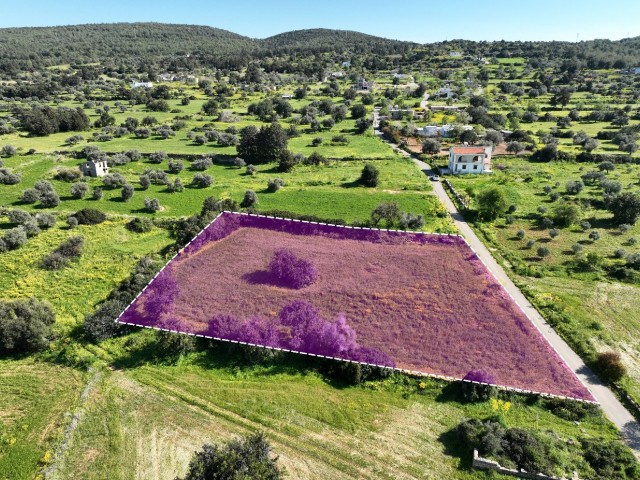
(80, 159), (109, 177)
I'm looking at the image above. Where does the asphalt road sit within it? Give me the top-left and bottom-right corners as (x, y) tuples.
(373, 121), (640, 455)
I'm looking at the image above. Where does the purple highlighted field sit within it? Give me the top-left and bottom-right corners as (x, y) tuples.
(118, 212), (593, 401)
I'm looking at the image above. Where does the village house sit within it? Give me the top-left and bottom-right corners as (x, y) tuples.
(355, 78), (374, 91)
(450, 51), (462, 57)
(341, 61), (352, 68)
(80, 159), (109, 177)
(447, 145), (492, 174)
(389, 105), (414, 120)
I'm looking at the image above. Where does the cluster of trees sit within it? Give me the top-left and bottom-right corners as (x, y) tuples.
(0, 298), (56, 354)
(0, 209), (56, 253)
(178, 432), (284, 480)
(457, 417), (638, 479)
(41, 236), (84, 270)
(15, 105), (90, 136)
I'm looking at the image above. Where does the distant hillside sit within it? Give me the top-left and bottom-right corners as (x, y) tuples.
(262, 28), (415, 55)
(0, 23), (414, 74)
(0, 23), (257, 72)
(1, 22), (640, 74)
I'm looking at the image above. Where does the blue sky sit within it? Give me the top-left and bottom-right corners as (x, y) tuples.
(1, 0), (638, 43)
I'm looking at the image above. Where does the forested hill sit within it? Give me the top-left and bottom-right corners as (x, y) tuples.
(1, 22), (640, 75)
(0, 23), (256, 72)
(0, 23), (412, 74)
(262, 28), (414, 55)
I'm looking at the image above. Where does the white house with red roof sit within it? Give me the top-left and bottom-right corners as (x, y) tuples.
(448, 145), (492, 173)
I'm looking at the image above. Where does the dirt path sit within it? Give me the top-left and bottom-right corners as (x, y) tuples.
(372, 120), (640, 456)
(44, 368), (103, 479)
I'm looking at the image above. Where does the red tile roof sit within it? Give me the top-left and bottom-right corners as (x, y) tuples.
(451, 146), (486, 154)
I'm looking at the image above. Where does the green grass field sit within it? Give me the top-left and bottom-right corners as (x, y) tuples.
(0, 153), (449, 229)
(445, 156), (640, 403)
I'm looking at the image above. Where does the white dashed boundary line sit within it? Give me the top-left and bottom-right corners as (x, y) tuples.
(114, 211), (596, 404)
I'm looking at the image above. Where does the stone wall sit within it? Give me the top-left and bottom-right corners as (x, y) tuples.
(472, 449), (577, 480)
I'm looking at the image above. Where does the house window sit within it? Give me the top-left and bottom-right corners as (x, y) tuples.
(462, 165), (467, 170)
(473, 156), (480, 162)
(473, 165), (478, 170)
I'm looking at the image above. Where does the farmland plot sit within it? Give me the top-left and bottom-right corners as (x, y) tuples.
(119, 212), (592, 400)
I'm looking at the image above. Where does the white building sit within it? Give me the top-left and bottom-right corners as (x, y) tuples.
(450, 51), (462, 57)
(437, 86), (455, 98)
(80, 159), (109, 177)
(417, 125), (440, 137)
(131, 81), (153, 89)
(634, 67), (640, 75)
(448, 145), (492, 174)
(342, 61), (352, 68)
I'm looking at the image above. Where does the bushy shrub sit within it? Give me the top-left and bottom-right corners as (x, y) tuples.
(544, 398), (599, 421)
(139, 174), (151, 190)
(84, 299), (128, 342)
(501, 428), (553, 475)
(371, 202), (401, 226)
(581, 438), (639, 479)
(0, 168), (21, 185)
(0, 298), (55, 354)
(67, 216), (78, 229)
(20, 188), (39, 203)
(102, 173), (127, 188)
(177, 432), (284, 480)
(594, 351), (626, 382)
(72, 208), (106, 225)
(144, 197), (161, 212)
(92, 186), (103, 200)
(3, 226), (27, 250)
(191, 173), (214, 188)
(41, 236), (84, 269)
(241, 189), (258, 208)
(267, 178), (285, 192)
(360, 164), (379, 187)
(71, 182), (89, 199)
(41, 252), (69, 270)
(246, 164), (257, 176)
(35, 212), (56, 229)
(53, 168), (82, 182)
(565, 180), (584, 194)
(191, 157), (213, 171)
(537, 246), (550, 258)
(571, 243), (583, 254)
(40, 190), (60, 208)
(8, 209), (32, 225)
(126, 217), (154, 233)
(398, 212), (424, 230)
(268, 249), (318, 289)
(461, 369), (498, 402)
(166, 178), (184, 193)
(167, 159), (184, 174)
(516, 230), (525, 240)
(121, 183), (135, 202)
(148, 151), (168, 164)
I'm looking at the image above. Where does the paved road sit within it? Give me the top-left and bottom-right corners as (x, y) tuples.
(373, 122), (640, 455)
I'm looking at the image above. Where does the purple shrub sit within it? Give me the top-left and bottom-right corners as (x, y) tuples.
(134, 270), (179, 321)
(316, 314), (358, 356)
(268, 249), (318, 289)
(207, 314), (241, 340)
(463, 369), (497, 385)
(279, 300), (324, 350)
